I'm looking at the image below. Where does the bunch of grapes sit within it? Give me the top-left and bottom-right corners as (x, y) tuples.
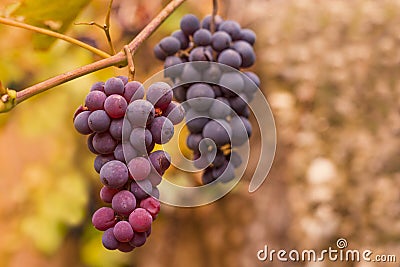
(154, 14), (260, 184)
(73, 76), (183, 252)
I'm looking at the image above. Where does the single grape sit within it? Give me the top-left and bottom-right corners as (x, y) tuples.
(130, 179), (152, 200)
(88, 110), (111, 133)
(123, 143), (138, 162)
(163, 101), (185, 125)
(180, 14), (200, 36)
(87, 133), (98, 154)
(243, 71), (260, 95)
(151, 187), (160, 199)
(154, 44), (167, 60)
(104, 94), (128, 119)
(113, 143), (125, 162)
(227, 150), (242, 168)
(92, 207), (116, 231)
(149, 150), (171, 175)
(129, 208), (153, 232)
(212, 161), (235, 183)
(164, 56), (184, 79)
(102, 228), (119, 250)
(126, 100), (155, 127)
(232, 40), (256, 68)
(202, 167), (215, 184)
(147, 171), (162, 187)
(186, 83), (215, 112)
(140, 197), (160, 218)
(180, 64), (202, 83)
(219, 72), (245, 95)
(113, 221), (134, 243)
(211, 31), (232, 51)
(201, 15), (223, 30)
(185, 109), (209, 133)
(109, 118), (123, 140)
(159, 36), (181, 56)
(93, 132), (117, 154)
(117, 76), (129, 85)
(202, 119), (232, 147)
(193, 29), (212, 46)
(94, 154), (115, 173)
(129, 232), (147, 247)
(104, 77), (125, 95)
(239, 28), (256, 45)
(202, 64), (222, 83)
(219, 20), (241, 40)
(100, 186), (119, 203)
(74, 111), (92, 135)
(230, 116), (252, 146)
(124, 81), (145, 103)
(189, 46), (213, 62)
(118, 242), (135, 252)
(128, 157), (151, 181)
(171, 30), (190, 50)
(146, 82), (172, 110)
(90, 81), (105, 92)
(100, 160), (129, 188)
(85, 91), (107, 111)
(186, 133), (203, 151)
(209, 97), (231, 119)
(229, 94), (248, 115)
(172, 86), (187, 102)
(129, 127), (153, 153)
(112, 190), (137, 216)
(149, 116), (174, 144)
(212, 148), (226, 168)
(217, 49), (242, 69)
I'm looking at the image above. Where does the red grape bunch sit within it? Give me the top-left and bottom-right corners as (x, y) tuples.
(73, 76), (184, 252)
(154, 14), (259, 184)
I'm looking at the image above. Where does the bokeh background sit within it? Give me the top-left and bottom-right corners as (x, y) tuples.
(1, 0), (400, 266)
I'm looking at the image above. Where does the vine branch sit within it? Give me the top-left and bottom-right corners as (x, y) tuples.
(0, 17), (111, 59)
(0, 0), (187, 112)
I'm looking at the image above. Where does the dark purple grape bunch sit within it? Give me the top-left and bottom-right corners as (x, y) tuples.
(73, 77), (184, 252)
(154, 14), (259, 185)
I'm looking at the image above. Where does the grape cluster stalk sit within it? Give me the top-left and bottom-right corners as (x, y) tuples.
(73, 76), (184, 251)
(154, 14), (260, 184)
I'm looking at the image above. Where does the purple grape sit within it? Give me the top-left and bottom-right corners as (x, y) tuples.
(159, 36), (181, 56)
(227, 150), (242, 168)
(147, 171), (162, 187)
(193, 29), (212, 46)
(123, 143), (138, 162)
(151, 187), (160, 199)
(109, 118), (123, 140)
(124, 81), (145, 103)
(171, 30), (190, 50)
(185, 109), (209, 133)
(186, 133), (202, 151)
(117, 242), (135, 252)
(93, 132), (117, 154)
(90, 81), (105, 92)
(85, 91), (107, 111)
(130, 179), (152, 200)
(129, 208), (153, 232)
(212, 161), (235, 183)
(211, 31), (232, 51)
(180, 14), (200, 36)
(104, 94), (127, 119)
(219, 72), (245, 95)
(87, 133), (99, 154)
(217, 49), (242, 69)
(219, 20), (241, 40)
(100, 186), (119, 203)
(189, 46), (213, 62)
(186, 83), (215, 111)
(112, 190), (137, 216)
(149, 150), (171, 175)
(113, 143), (124, 162)
(230, 116), (252, 146)
(129, 127), (153, 154)
(104, 77), (124, 95)
(74, 111), (92, 135)
(164, 56), (184, 78)
(140, 197), (160, 218)
(229, 94), (248, 115)
(100, 160), (129, 188)
(232, 40), (256, 68)
(172, 86), (187, 102)
(113, 221), (134, 242)
(102, 228), (119, 250)
(154, 44), (167, 60)
(94, 154), (115, 173)
(92, 207), (116, 231)
(201, 15), (224, 30)
(127, 157), (151, 181)
(146, 82), (172, 110)
(149, 116), (174, 144)
(209, 97), (231, 119)
(239, 28), (256, 45)
(126, 100), (155, 127)
(202, 120), (232, 147)
(129, 232), (146, 247)
(88, 110), (111, 133)
(116, 75), (128, 85)
(163, 101), (184, 125)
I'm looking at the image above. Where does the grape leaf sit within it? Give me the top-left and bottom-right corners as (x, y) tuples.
(11, 0), (90, 50)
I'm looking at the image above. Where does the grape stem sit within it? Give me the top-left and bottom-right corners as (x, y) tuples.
(210, 0), (219, 33)
(0, 17), (111, 59)
(0, 0), (188, 112)
(124, 45), (135, 81)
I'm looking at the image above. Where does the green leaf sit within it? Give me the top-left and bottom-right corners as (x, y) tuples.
(11, 0), (90, 50)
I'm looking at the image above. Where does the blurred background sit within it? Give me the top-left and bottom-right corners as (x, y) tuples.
(0, 0), (400, 266)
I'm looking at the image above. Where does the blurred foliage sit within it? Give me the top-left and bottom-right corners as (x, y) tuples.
(0, 0), (400, 267)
